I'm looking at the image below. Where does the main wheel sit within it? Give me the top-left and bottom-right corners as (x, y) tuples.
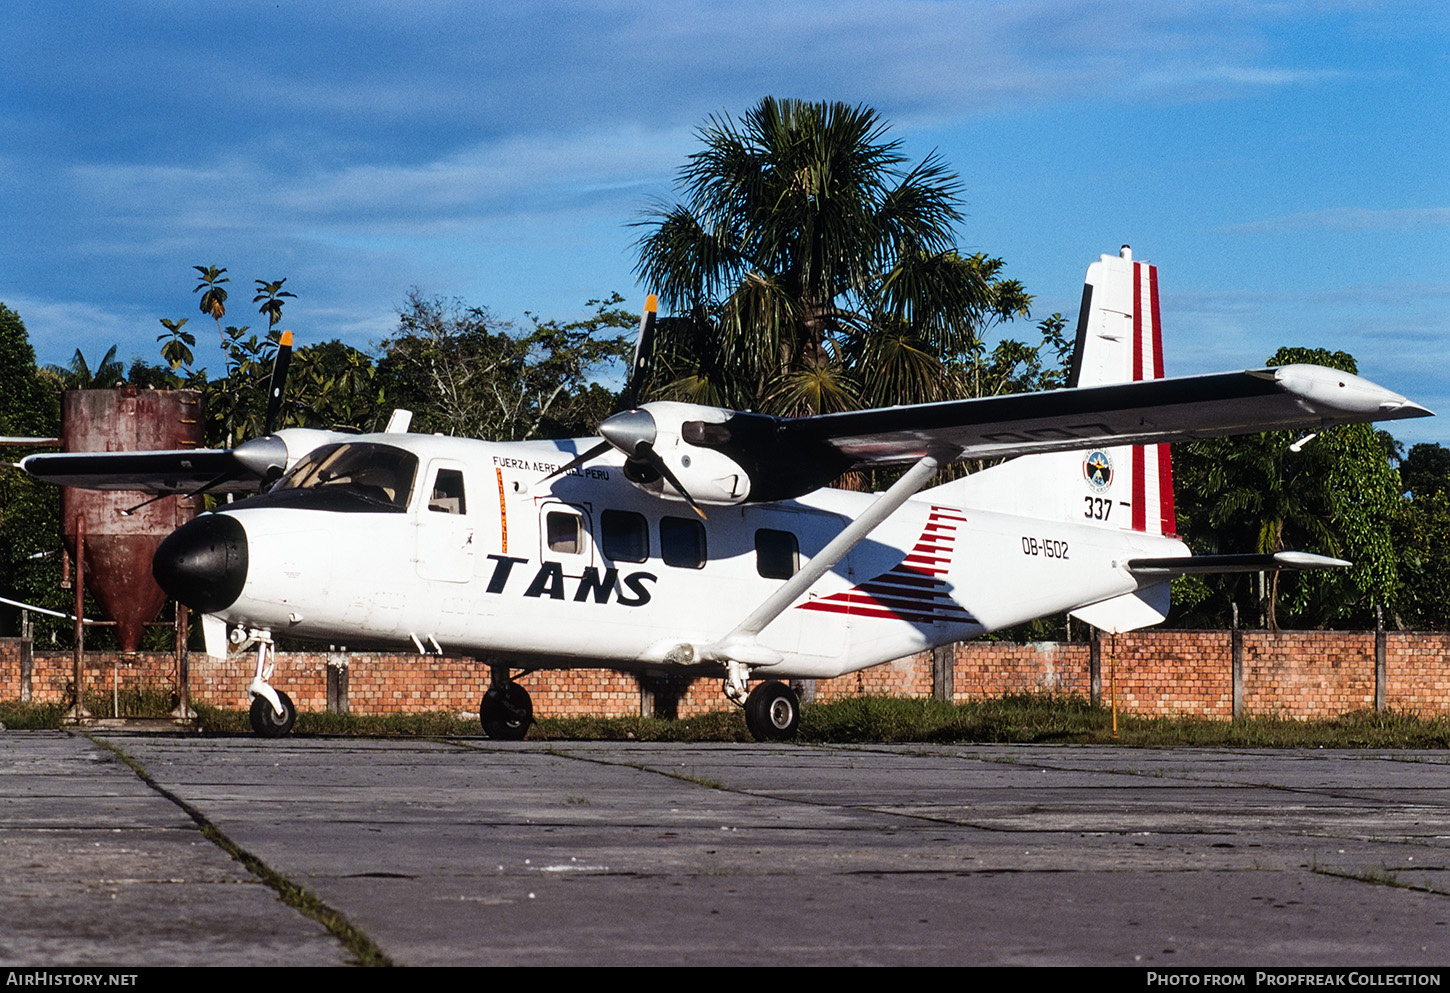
(480, 682), (533, 740)
(249, 689), (296, 738)
(744, 680), (800, 741)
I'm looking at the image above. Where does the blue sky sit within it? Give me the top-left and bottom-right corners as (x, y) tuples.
(3, 1), (1446, 444)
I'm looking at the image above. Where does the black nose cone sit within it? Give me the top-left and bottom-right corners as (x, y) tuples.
(153, 513), (248, 613)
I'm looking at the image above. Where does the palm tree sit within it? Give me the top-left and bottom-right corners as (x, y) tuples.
(49, 345), (125, 388)
(253, 279), (296, 333)
(194, 265), (229, 332)
(156, 318), (195, 373)
(634, 97), (1009, 415)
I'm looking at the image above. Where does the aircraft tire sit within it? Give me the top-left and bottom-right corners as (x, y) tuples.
(249, 690), (297, 738)
(744, 680), (801, 742)
(480, 683), (533, 740)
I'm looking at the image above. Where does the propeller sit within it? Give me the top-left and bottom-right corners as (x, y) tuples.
(616, 294), (657, 411)
(599, 408), (706, 519)
(263, 330), (294, 436)
(540, 296), (706, 516)
(119, 331), (295, 515)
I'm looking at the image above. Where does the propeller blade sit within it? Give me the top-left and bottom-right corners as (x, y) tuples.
(540, 440), (612, 483)
(639, 442), (707, 519)
(263, 330), (294, 435)
(618, 295), (657, 411)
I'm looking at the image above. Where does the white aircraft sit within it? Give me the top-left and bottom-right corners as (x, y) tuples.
(21, 248), (1431, 740)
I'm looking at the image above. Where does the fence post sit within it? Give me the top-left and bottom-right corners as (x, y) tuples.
(1231, 603), (1244, 721)
(327, 652), (349, 714)
(1089, 628), (1101, 707)
(932, 645), (954, 703)
(1375, 605), (1386, 713)
(20, 610), (33, 703)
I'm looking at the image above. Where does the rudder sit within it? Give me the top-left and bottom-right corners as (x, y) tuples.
(939, 246), (1177, 537)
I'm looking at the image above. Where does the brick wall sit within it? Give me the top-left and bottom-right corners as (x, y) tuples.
(8, 629), (1450, 721)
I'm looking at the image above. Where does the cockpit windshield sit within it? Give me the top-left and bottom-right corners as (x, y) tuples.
(272, 443), (418, 512)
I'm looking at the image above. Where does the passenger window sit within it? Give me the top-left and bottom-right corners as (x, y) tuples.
(660, 516), (706, 569)
(755, 528), (799, 579)
(428, 468), (467, 514)
(602, 510), (648, 563)
(546, 511), (582, 554)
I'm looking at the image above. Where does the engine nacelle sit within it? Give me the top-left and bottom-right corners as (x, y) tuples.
(616, 402), (753, 506)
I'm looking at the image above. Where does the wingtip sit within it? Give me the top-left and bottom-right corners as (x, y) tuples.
(1386, 399), (1435, 419)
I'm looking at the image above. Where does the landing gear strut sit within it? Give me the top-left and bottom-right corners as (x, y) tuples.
(480, 666), (533, 740)
(743, 680), (801, 742)
(241, 629), (296, 737)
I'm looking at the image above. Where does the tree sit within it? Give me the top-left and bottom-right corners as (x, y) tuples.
(377, 291), (632, 441)
(193, 265), (230, 354)
(634, 97), (1025, 416)
(1399, 442), (1450, 498)
(1171, 347), (1402, 629)
(157, 318), (195, 372)
(253, 279), (296, 333)
(0, 304), (57, 436)
(48, 345), (125, 389)
(289, 340), (384, 432)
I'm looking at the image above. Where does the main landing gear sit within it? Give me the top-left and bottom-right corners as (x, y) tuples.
(724, 661), (801, 742)
(480, 666), (533, 740)
(240, 628), (296, 737)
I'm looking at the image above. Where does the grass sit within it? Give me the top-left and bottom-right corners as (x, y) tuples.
(5, 693), (1449, 748)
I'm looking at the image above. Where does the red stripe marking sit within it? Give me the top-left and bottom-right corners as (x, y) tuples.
(1149, 263), (1164, 380)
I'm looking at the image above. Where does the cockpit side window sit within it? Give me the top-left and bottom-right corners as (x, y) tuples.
(428, 468), (467, 514)
(273, 443), (419, 512)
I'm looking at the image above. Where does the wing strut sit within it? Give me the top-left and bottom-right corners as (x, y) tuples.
(706, 453), (944, 666)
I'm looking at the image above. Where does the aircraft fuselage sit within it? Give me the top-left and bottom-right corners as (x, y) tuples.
(156, 431), (1186, 680)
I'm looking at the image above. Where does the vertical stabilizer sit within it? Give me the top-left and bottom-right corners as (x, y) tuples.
(936, 246), (1177, 537)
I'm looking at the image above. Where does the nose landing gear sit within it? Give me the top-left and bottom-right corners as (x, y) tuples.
(240, 628), (296, 737)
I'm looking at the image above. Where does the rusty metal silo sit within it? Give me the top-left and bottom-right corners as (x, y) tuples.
(61, 388), (203, 652)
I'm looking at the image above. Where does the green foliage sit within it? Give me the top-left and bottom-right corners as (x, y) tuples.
(49, 344), (126, 389)
(0, 304), (58, 436)
(634, 98), (1053, 416)
(193, 265), (229, 323)
(252, 278), (295, 331)
(288, 339), (385, 432)
(0, 304), (66, 639)
(1400, 442), (1450, 498)
(376, 290), (632, 440)
(1171, 346), (1402, 629)
(1392, 488), (1450, 629)
(157, 318), (195, 371)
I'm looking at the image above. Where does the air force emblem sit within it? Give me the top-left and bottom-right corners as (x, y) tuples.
(1084, 450), (1113, 491)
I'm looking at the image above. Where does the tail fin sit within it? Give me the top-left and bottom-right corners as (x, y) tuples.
(937, 246), (1177, 536)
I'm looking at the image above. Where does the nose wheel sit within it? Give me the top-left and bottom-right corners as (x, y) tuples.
(480, 668), (533, 740)
(249, 689), (296, 737)
(743, 680), (801, 741)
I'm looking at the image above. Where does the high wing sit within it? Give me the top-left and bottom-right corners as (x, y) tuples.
(659, 363), (1431, 502)
(18, 436), (289, 494)
(15, 332), (358, 497)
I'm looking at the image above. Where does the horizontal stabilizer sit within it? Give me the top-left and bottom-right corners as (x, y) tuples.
(1127, 551), (1350, 578)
